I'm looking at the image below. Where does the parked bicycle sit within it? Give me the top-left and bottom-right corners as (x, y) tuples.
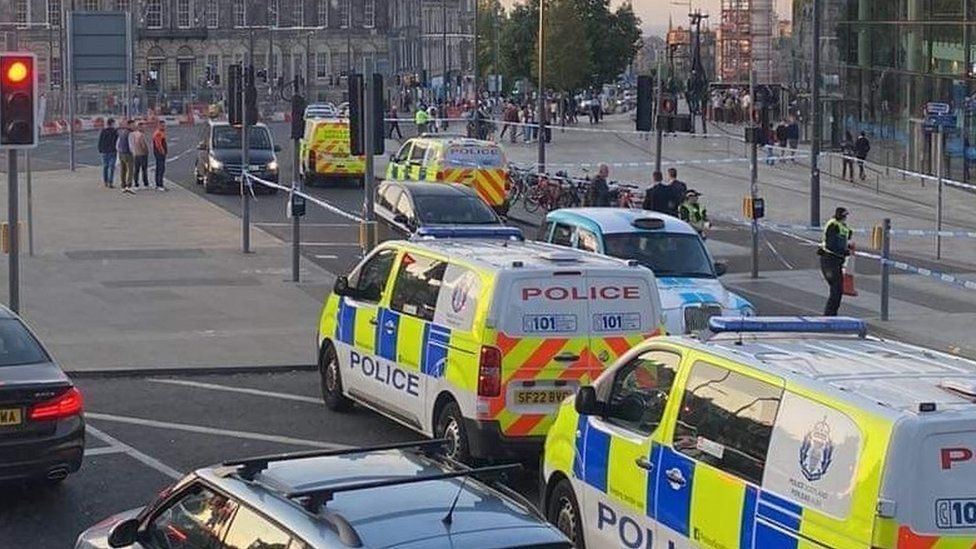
(524, 171), (581, 213)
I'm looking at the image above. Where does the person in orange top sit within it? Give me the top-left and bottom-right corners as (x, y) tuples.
(152, 121), (168, 191)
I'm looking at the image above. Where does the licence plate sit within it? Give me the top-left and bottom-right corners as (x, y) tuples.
(514, 390), (573, 405)
(0, 407), (23, 426)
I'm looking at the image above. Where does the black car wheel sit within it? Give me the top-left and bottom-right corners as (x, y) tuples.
(320, 343), (352, 412)
(435, 401), (472, 463)
(203, 174), (215, 194)
(548, 479), (585, 548)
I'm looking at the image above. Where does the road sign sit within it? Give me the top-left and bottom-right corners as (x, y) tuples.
(69, 12), (128, 84)
(924, 113), (958, 132)
(926, 102), (951, 115)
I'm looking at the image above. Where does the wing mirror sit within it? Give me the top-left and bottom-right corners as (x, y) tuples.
(393, 213), (409, 226)
(713, 261), (728, 277)
(333, 275), (356, 297)
(107, 518), (140, 548)
(274, 145), (282, 152)
(574, 386), (604, 417)
(389, 154), (397, 162)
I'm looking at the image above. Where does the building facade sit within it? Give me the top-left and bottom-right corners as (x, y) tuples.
(7, 0), (391, 117)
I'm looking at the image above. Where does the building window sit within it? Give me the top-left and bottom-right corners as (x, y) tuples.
(363, 0), (375, 28)
(316, 51), (328, 78)
(145, 0), (162, 28)
(177, 0), (191, 28)
(50, 56), (62, 87)
(292, 0), (303, 26)
(269, 0), (279, 26)
(205, 1), (217, 28)
(317, 0), (327, 27)
(48, 0), (61, 26)
(82, 0), (98, 10)
(291, 53), (303, 79)
(14, 0), (28, 23)
(233, 0), (245, 27)
(115, 0), (129, 11)
(339, 0), (349, 28)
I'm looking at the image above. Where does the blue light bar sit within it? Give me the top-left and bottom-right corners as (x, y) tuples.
(707, 316), (867, 337)
(412, 226), (524, 240)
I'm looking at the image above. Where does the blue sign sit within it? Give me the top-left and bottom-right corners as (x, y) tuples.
(924, 114), (958, 132)
(926, 102), (952, 115)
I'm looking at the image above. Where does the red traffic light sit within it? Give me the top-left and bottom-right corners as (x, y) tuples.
(5, 61), (28, 84)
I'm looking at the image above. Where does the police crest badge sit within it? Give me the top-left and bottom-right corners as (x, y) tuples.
(799, 417), (834, 482)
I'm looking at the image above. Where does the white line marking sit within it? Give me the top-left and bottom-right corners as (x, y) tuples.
(148, 378), (322, 404)
(314, 254), (338, 259)
(256, 222), (358, 228)
(85, 446), (128, 456)
(86, 424), (184, 480)
(86, 412), (352, 450)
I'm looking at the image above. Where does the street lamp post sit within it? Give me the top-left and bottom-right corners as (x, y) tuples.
(536, 0), (545, 173)
(810, 0), (822, 226)
(442, 0), (448, 102)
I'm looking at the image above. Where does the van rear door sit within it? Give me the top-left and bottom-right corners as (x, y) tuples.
(584, 267), (663, 372)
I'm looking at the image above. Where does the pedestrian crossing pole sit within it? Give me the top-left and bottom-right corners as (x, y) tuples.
(749, 68), (759, 280)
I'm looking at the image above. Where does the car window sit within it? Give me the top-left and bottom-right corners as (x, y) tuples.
(414, 195), (499, 225)
(144, 483), (238, 549)
(551, 223), (574, 247)
(394, 142), (411, 162)
(212, 126), (273, 150)
(672, 361), (783, 485)
(605, 351), (681, 435)
(223, 505), (294, 549)
(0, 319), (49, 367)
(409, 143), (427, 162)
(603, 232), (714, 278)
(395, 193), (416, 220)
(538, 222), (554, 241)
(389, 253), (447, 321)
(576, 229), (599, 252)
(377, 184), (402, 212)
(348, 248), (397, 303)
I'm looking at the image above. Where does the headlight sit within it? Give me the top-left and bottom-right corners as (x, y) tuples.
(266, 160), (279, 172)
(209, 156), (223, 170)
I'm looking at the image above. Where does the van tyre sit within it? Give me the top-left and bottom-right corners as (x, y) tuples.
(435, 401), (471, 464)
(320, 343), (352, 412)
(203, 175), (215, 194)
(548, 479), (585, 549)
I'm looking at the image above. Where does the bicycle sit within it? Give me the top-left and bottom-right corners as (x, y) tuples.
(524, 173), (580, 213)
(609, 182), (642, 209)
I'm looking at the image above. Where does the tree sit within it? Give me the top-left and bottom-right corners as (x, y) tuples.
(537, 0), (591, 92)
(476, 0), (506, 89)
(569, 0), (643, 88)
(499, 2), (538, 85)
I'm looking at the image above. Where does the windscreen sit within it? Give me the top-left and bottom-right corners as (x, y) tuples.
(0, 319), (49, 367)
(212, 126), (273, 150)
(603, 232), (714, 278)
(414, 195), (499, 225)
(444, 145), (506, 168)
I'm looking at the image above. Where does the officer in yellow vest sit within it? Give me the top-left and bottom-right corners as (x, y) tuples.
(415, 106), (430, 136)
(818, 207), (853, 316)
(678, 189), (709, 238)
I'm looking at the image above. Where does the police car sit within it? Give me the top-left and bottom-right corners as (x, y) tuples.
(76, 440), (570, 548)
(317, 228), (664, 462)
(542, 316), (976, 549)
(540, 208), (756, 333)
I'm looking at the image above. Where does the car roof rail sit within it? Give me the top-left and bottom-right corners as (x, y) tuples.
(224, 439), (449, 481)
(439, 458), (546, 522)
(289, 463), (521, 513)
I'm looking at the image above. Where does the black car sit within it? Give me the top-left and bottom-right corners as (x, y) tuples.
(0, 307), (84, 484)
(375, 180), (505, 242)
(194, 121), (281, 194)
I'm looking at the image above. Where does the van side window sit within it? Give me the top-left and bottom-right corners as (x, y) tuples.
(349, 248), (397, 303)
(409, 143), (427, 163)
(577, 229), (599, 252)
(672, 361), (782, 485)
(394, 142), (411, 163)
(605, 351), (681, 435)
(390, 253), (447, 321)
(551, 223), (574, 247)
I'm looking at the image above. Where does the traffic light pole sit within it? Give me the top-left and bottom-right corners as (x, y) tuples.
(6, 31), (20, 313)
(363, 75), (376, 253)
(536, 0), (546, 173)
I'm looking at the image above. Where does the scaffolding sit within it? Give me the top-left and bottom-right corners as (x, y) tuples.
(718, 0), (773, 83)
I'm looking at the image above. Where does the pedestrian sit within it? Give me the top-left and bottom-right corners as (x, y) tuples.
(521, 104), (532, 143)
(818, 207), (853, 316)
(841, 131), (855, 182)
(664, 168), (687, 217)
(415, 105), (429, 136)
(585, 164), (611, 207)
(643, 170), (666, 212)
(678, 189), (709, 238)
(427, 103), (438, 133)
(116, 120), (134, 193)
(97, 118), (118, 188)
(130, 121), (150, 189)
(152, 121), (168, 191)
(764, 123), (776, 166)
(855, 131), (871, 180)
(388, 105), (403, 139)
(775, 120), (789, 162)
(787, 116), (800, 163)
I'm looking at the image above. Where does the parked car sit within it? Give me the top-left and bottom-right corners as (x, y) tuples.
(374, 180), (505, 242)
(0, 306), (84, 484)
(193, 120), (281, 194)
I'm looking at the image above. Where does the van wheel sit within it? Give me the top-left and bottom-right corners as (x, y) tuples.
(435, 401), (471, 463)
(319, 343), (352, 412)
(203, 175), (215, 194)
(548, 479), (585, 549)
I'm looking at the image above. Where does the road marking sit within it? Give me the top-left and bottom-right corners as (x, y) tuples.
(86, 424), (184, 480)
(257, 222), (358, 228)
(148, 378), (322, 404)
(85, 446), (127, 456)
(86, 412), (352, 450)
(763, 237), (794, 270)
(314, 254), (338, 259)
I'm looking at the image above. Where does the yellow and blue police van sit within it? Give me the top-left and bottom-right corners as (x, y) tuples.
(542, 316), (976, 549)
(317, 227), (664, 463)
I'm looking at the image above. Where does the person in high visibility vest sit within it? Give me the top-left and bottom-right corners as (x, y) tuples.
(678, 189), (709, 238)
(415, 106), (430, 136)
(818, 207), (853, 316)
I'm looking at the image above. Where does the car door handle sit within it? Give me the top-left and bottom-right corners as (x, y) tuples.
(635, 456), (653, 471)
(553, 353), (580, 363)
(665, 467), (687, 488)
(369, 318), (378, 326)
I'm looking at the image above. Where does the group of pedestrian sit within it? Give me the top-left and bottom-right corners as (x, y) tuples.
(640, 168), (708, 236)
(841, 130), (871, 181)
(97, 118), (168, 193)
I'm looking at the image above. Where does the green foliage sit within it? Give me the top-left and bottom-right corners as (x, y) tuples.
(538, 0), (591, 92)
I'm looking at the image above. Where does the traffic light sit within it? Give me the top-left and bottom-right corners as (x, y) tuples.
(635, 75), (652, 132)
(291, 93), (306, 140)
(244, 65), (258, 126)
(0, 53), (37, 148)
(227, 64), (242, 125)
(371, 73), (384, 155)
(348, 73), (364, 156)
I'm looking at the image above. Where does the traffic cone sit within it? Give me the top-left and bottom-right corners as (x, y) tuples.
(842, 253), (858, 297)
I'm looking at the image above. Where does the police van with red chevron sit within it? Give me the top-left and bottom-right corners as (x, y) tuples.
(317, 227), (664, 463)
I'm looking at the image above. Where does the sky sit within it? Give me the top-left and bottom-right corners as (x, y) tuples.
(500, 0), (791, 37)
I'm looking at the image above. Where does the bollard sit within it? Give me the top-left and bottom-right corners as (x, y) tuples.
(880, 218), (891, 321)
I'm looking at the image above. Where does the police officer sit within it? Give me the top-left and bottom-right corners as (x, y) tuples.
(678, 189), (709, 238)
(818, 207), (853, 316)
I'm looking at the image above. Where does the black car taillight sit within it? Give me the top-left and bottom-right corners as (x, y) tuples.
(29, 386), (83, 421)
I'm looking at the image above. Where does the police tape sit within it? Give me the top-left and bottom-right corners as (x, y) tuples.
(853, 249), (976, 292)
(887, 228), (976, 239)
(243, 173), (366, 224)
(820, 151), (976, 192)
(508, 154), (810, 171)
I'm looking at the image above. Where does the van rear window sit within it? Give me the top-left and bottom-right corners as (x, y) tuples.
(445, 146), (506, 168)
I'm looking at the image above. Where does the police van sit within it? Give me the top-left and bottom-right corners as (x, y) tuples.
(542, 317), (976, 549)
(317, 229), (664, 463)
